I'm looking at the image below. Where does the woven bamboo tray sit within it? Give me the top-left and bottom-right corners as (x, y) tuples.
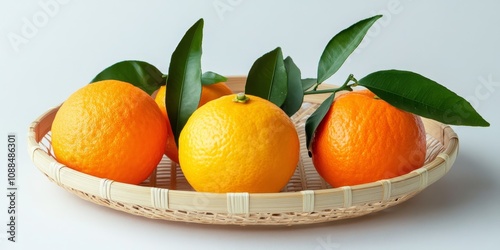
(28, 76), (459, 226)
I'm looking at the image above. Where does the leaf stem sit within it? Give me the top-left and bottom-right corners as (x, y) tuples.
(350, 74), (359, 86)
(161, 74), (168, 85)
(304, 74), (355, 95)
(304, 88), (339, 95)
(312, 82), (321, 91)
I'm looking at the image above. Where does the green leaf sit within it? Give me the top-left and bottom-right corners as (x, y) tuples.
(358, 70), (490, 126)
(281, 56), (304, 116)
(245, 47), (288, 107)
(166, 18), (204, 144)
(317, 15), (382, 84)
(91, 60), (164, 95)
(302, 78), (317, 91)
(305, 94), (335, 155)
(201, 71), (227, 85)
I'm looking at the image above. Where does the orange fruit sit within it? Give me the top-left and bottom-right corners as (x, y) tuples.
(311, 90), (426, 187)
(51, 80), (167, 184)
(198, 82), (234, 106)
(178, 93), (300, 193)
(154, 82), (233, 163)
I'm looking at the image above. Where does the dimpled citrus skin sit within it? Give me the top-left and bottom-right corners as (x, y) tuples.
(311, 90), (426, 187)
(154, 82), (233, 163)
(178, 94), (300, 193)
(51, 80), (167, 184)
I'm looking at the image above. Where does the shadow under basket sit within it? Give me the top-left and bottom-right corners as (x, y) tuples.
(28, 76), (459, 226)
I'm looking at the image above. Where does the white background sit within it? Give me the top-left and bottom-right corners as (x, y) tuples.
(1, 0), (500, 249)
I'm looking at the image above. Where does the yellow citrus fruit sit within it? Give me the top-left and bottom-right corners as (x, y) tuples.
(178, 93), (300, 193)
(51, 80), (167, 184)
(154, 82), (233, 163)
(311, 90), (426, 187)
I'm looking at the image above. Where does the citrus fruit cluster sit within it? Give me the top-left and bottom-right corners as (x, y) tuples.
(50, 77), (424, 191)
(49, 15), (488, 193)
(51, 77), (301, 192)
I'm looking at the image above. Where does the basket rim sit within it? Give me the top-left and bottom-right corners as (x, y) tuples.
(28, 76), (459, 218)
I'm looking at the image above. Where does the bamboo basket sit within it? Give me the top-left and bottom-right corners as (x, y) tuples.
(28, 76), (459, 226)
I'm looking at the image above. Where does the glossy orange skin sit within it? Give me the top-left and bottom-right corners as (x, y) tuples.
(178, 94), (300, 193)
(311, 90), (426, 187)
(154, 82), (233, 163)
(51, 80), (167, 184)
